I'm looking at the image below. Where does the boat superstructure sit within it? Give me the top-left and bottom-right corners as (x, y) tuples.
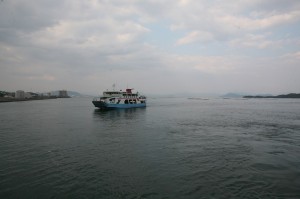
(92, 88), (146, 109)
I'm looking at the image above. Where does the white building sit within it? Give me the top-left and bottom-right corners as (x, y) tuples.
(25, 92), (32, 99)
(15, 90), (25, 99)
(59, 90), (69, 97)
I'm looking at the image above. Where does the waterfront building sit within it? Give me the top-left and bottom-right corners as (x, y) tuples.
(15, 90), (25, 99)
(25, 92), (32, 99)
(58, 90), (69, 98)
(27, 92), (39, 98)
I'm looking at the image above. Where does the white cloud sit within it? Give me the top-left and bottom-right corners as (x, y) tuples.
(176, 31), (214, 45)
(230, 33), (281, 49)
(164, 54), (237, 74)
(281, 51), (300, 68)
(0, 0), (299, 94)
(28, 74), (56, 81)
(166, 1), (300, 45)
(28, 17), (149, 49)
(218, 10), (300, 31)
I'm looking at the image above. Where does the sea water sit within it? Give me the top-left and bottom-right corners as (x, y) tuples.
(0, 97), (300, 198)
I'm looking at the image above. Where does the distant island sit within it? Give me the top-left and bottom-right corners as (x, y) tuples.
(243, 93), (300, 98)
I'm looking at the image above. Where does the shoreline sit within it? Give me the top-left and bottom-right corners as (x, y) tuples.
(243, 93), (300, 99)
(0, 96), (70, 103)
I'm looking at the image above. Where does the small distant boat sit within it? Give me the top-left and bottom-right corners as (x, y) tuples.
(92, 88), (146, 109)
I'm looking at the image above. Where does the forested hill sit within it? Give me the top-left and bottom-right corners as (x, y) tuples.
(243, 93), (300, 98)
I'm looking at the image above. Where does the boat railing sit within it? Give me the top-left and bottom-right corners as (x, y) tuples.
(93, 97), (100, 101)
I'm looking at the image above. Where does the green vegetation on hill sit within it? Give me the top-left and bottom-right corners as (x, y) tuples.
(0, 91), (9, 97)
(244, 93), (300, 98)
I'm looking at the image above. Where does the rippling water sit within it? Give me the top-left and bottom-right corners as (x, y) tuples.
(1, 97), (300, 198)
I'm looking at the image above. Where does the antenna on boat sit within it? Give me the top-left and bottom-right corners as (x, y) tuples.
(112, 83), (115, 91)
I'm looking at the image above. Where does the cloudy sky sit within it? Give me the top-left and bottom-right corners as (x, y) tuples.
(1, 0), (300, 95)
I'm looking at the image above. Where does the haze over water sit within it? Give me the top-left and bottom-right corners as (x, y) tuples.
(1, 97), (300, 198)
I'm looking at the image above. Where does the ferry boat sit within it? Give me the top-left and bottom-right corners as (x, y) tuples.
(92, 88), (146, 109)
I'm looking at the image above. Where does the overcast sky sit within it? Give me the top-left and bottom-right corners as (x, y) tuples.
(1, 0), (300, 95)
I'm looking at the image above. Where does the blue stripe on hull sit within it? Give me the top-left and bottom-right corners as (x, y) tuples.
(92, 101), (146, 109)
(106, 103), (146, 109)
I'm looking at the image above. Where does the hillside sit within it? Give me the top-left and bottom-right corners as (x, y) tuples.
(243, 93), (300, 98)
